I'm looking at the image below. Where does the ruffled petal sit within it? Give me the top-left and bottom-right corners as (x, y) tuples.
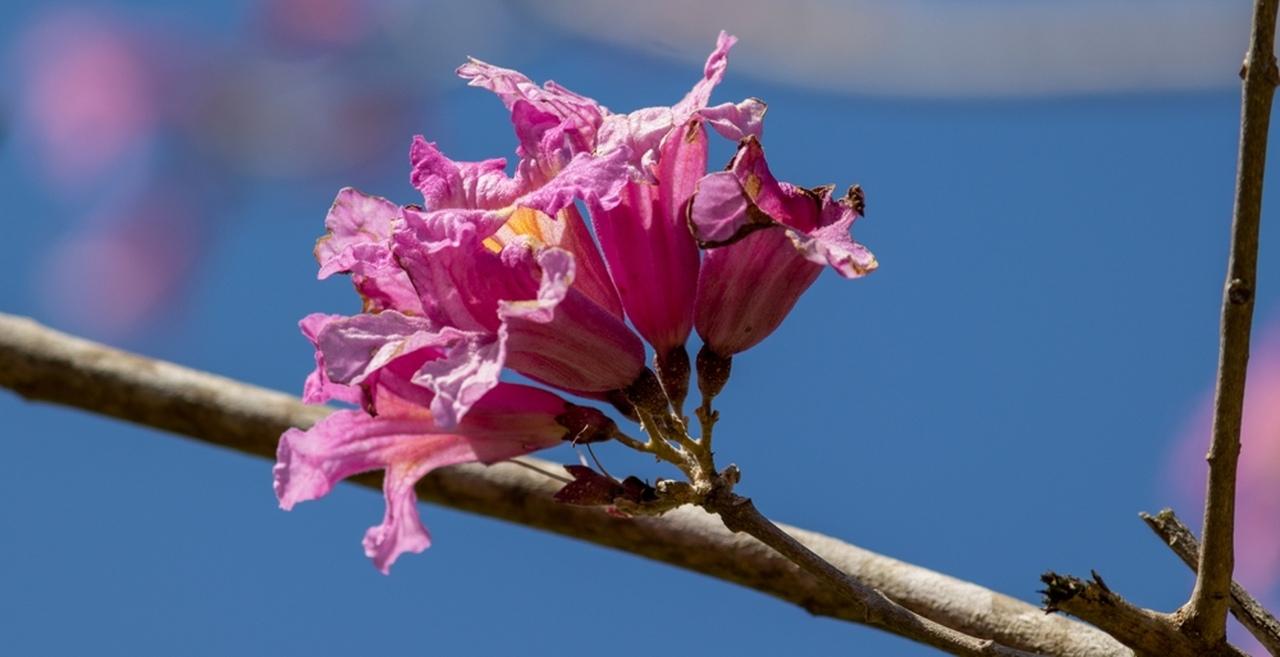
(787, 188), (878, 279)
(363, 459), (436, 574)
(315, 187), (399, 278)
(316, 310), (444, 386)
(275, 382), (576, 572)
(456, 58), (605, 139)
(698, 98), (767, 143)
(411, 328), (506, 429)
(672, 30), (737, 119)
(299, 313), (362, 405)
(518, 147), (630, 216)
(314, 188), (422, 314)
(692, 138), (876, 356)
(410, 136), (521, 210)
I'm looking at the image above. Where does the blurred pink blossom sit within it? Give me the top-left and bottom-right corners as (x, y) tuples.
(37, 193), (201, 337)
(1168, 317), (1280, 595)
(15, 10), (157, 185)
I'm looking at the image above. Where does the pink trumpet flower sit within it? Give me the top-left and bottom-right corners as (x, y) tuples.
(277, 368), (615, 573)
(459, 32), (765, 404)
(313, 135), (648, 425)
(689, 136), (877, 358)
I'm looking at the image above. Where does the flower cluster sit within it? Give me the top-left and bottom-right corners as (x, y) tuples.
(276, 32), (876, 573)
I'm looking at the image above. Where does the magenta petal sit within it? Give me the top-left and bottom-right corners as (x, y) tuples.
(591, 123), (704, 353)
(500, 248), (646, 393)
(695, 230), (824, 357)
(687, 171), (756, 245)
(693, 138), (876, 356)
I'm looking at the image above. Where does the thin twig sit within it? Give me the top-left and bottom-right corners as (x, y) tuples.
(707, 493), (1040, 657)
(1041, 573), (1247, 657)
(1142, 509), (1280, 656)
(0, 312), (1129, 656)
(1186, 0), (1280, 645)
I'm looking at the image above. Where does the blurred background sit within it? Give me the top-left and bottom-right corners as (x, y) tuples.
(2, 1), (1279, 655)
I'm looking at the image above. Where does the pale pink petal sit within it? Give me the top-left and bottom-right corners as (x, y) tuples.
(316, 311), (444, 385)
(275, 383), (579, 572)
(409, 136), (520, 210)
(519, 147), (630, 216)
(698, 98), (767, 142)
(457, 58), (605, 137)
(363, 460), (436, 574)
(786, 192), (878, 279)
(411, 329), (507, 429)
(672, 31), (737, 119)
(299, 313), (362, 405)
(313, 188), (423, 314)
(315, 187), (399, 278)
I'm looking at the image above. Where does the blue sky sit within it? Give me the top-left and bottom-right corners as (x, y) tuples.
(2, 2), (1278, 656)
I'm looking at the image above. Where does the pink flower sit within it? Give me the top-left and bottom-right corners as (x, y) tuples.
(313, 134), (649, 422)
(689, 136), (877, 358)
(459, 32), (765, 403)
(277, 369), (615, 573)
(281, 31), (867, 573)
(1168, 320), (1280, 594)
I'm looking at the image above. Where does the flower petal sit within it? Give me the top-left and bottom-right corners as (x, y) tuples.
(410, 136), (520, 210)
(299, 313), (362, 405)
(692, 138), (876, 356)
(500, 248), (646, 393)
(315, 187), (399, 278)
(672, 31), (737, 119)
(698, 98), (767, 142)
(275, 382), (574, 572)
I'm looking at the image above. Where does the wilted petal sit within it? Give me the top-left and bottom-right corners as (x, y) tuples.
(692, 138), (876, 356)
(787, 189), (878, 279)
